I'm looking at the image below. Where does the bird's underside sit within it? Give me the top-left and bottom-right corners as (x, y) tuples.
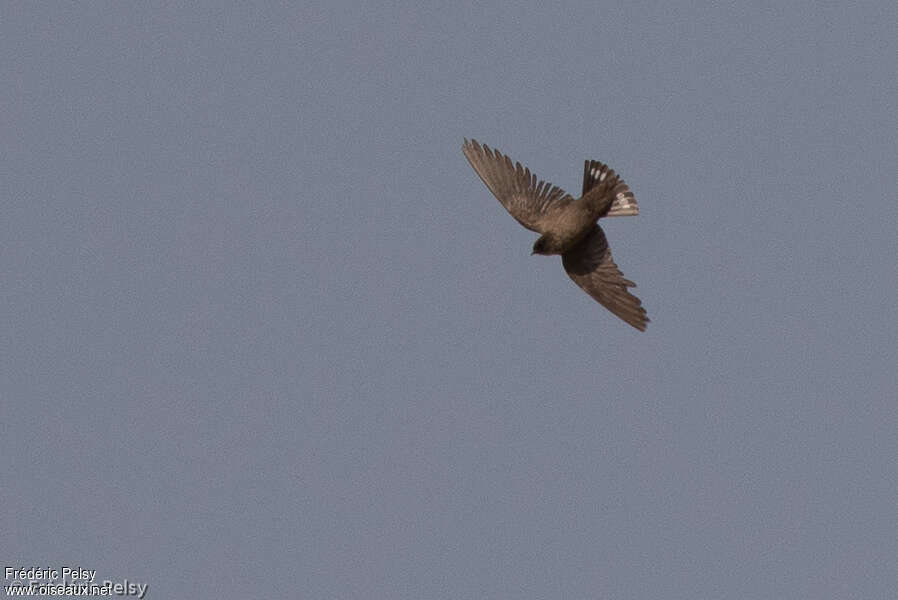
(462, 138), (649, 331)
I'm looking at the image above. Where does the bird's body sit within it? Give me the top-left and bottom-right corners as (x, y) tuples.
(461, 139), (649, 330)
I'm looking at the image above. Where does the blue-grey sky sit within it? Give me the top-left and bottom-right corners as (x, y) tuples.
(3, 2), (897, 598)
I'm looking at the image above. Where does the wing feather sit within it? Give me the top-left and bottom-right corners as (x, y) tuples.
(562, 225), (649, 331)
(462, 139), (573, 233)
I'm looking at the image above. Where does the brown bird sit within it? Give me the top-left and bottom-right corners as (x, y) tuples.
(462, 139), (649, 331)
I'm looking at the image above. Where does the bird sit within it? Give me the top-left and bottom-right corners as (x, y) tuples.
(461, 139), (649, 331)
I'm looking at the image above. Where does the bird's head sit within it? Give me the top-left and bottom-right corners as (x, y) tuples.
(531, 236), (552, 256)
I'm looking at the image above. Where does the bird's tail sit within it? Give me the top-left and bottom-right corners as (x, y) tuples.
(607, 189), (639, 217)
(582, 160), (639, 217)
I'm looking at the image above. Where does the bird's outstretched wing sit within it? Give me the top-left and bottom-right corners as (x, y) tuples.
(582, 160), (638, 217)
(562, 225), (649, 331)
(462, 139), (573, 233)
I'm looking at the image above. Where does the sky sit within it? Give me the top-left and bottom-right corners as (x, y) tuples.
(2, 2), (897, 598)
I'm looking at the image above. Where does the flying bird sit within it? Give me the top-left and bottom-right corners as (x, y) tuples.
(462, 139), (649, 331)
